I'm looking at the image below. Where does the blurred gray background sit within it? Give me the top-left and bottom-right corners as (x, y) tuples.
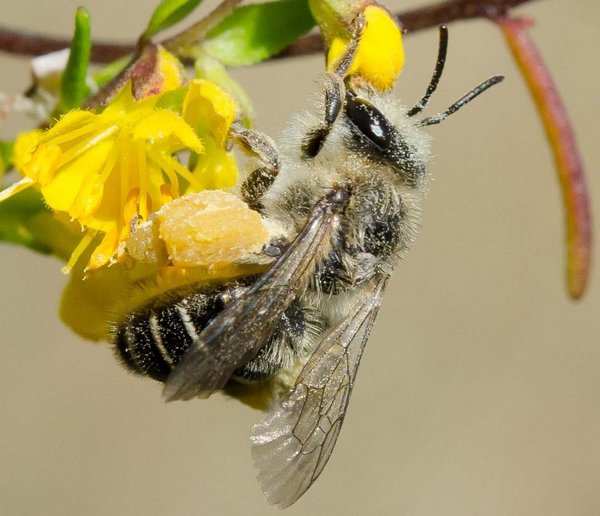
(1, 1), (599, 515)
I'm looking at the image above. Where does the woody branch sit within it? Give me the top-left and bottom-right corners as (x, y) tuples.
(0, 0), (542, 63)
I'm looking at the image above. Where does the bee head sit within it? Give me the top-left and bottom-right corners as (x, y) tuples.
(298, 25), (503, 189)
(342, 90), (431, 188)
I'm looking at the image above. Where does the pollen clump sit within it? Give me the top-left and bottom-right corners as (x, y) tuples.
(156, 190), (269, 268)
(327, 5), (404, 91)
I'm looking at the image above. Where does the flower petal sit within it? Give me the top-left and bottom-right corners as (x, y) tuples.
(183, 79), (237, 146)
(189, 137), (238, 191)
(87, 227), (120, 270)
(12, 129), (43, 171)
(41, 110), (96, 142)
(60, 259), (159, 340)
(132, 109), (204, 154)
(40, 140), (112, 214)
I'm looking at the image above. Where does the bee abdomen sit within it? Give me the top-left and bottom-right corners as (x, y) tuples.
(114, 289), (225, 382)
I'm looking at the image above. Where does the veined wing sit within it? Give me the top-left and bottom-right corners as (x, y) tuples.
(163, 188), (349, 401)
(251, 276), (388, 508)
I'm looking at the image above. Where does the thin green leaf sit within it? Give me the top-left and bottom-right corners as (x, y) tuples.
(60, 8), (92, 111)
(0, 140), (14, 176)
(94, 55), (132, 88)
(203, 0), (315, 66)
(0, 189), (78, 259)
(496, 17), (592, 299)
(155, 86), (188, 111)
(145, 0), (205, 40)
(0, 189), (52, 254)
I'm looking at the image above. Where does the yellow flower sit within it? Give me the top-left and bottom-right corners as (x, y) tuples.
(321, 4), (405, 91)
(60, 257), (160, 341)
(183, 79), (238, 191)
(3, 78), (239, 273)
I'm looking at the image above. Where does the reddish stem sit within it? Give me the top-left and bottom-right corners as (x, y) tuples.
(495, 16), (592, 299)
(0, 0), (542, 63)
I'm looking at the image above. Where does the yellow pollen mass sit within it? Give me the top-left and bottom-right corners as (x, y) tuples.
(327, 5), (405, 91)
(156, 190), (270, 269)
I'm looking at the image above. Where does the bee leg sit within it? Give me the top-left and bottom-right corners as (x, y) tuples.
(331, 12), (366, 77)
(231, 123), (281, 211)
(301, 73), (345, 159)
(301, 15), (366, 160)
(353, 252), (378, 284)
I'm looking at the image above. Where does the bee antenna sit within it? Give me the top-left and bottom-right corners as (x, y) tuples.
(407, 25), (449, 118)
(419, 75), (505, 127)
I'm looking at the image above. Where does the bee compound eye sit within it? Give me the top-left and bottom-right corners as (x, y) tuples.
(344, 96), (393, 148)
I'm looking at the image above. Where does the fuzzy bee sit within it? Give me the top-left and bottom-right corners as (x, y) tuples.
(113, 20), (503, 508)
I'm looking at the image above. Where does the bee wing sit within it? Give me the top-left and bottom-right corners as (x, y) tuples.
(251, 276), (388, 508)
(163, 189), (349, 402)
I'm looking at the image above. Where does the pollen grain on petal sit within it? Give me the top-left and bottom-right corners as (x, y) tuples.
(4, 68), (242, 275)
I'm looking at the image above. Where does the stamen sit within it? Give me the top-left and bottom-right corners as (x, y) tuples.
(137, 141), (148, 219)
(62, 230), (96, 274)
(56, 124), (119, 169)
(150, 151), (203, 191)
(0, 177), (34, 202)
(47, 122), (97, 147)
(159, 158), (180, 196)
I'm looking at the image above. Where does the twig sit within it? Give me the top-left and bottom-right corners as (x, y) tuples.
(162, 0), (243, 54)
(0, 0), (542, 64)
(277, 0), (540, 58)
(0, 26), (131, 63)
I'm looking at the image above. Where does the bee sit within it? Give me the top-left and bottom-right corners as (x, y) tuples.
(113, 19), (503, 508)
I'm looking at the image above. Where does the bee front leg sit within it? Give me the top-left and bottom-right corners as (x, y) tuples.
(330, 12), (366, 77)
(301, 14), (366, 159)
(301, 73), (345, 159)
(231, 123), (281, 211)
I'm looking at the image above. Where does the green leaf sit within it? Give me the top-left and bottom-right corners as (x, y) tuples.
(0, 189), (52, 254)
(0, 140), (14, 176)
(60, 7), (92, 111)
(145, 0), (204, 40)
(94, 55), (132, 88)
(0, 189), (78, 259)
(203, 0), (315, 66)
(155, 86), (188, 111)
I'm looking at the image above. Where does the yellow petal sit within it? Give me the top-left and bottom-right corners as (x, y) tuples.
(40, 140), (112, 213)
(87, 227), (120, 270)
(157, 46), (186, 93)
(22, 143), (62, 184)
(41, 110), (97, 143)
(102, 82), (158, 117)
(183, 79), (237, 146)
(60, 267), (120, 340)
(189, 137), (238, 191)
(12, 129), (44, 171)
(132, 109), (204, 154)
(60, 259), (159, 340)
